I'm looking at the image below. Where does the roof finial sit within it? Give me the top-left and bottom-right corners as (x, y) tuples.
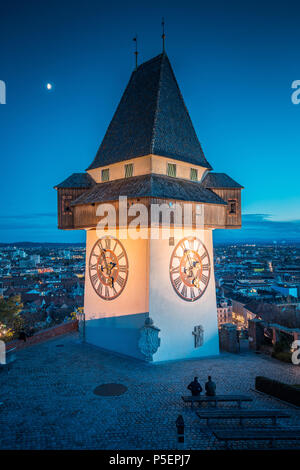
(161, 18), (166, 53)
(133, 35), (138, 70)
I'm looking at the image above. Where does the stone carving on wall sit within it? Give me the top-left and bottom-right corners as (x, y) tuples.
(192, 325), (204, 348)
(138, 317), (161, 361)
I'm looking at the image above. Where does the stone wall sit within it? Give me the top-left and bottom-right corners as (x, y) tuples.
(248, 319), (265, 351)
(5, 320), (78, 352)
(219, 323), (238, 353)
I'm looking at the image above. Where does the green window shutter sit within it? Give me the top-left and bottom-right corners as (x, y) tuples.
(125, 163), (133, 178)
(167, 163), (176, 177)
(190, 168), (198, 181)
(101, 168), (109, 182)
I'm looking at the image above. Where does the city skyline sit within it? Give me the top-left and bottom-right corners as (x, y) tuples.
(1, 0), (300, 243)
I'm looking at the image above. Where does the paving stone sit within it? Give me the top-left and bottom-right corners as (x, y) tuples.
(0, 333), (299, 450)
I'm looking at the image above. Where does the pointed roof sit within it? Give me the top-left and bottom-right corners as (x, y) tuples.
(54, 173), (95, 189)
(203, 173), (244, 189)
(87, 53), (212, 170)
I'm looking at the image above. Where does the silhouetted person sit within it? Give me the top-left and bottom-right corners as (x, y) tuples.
(187, 377), (202, 396)
(205, 376), (216, 396)
(18, 331), (27, 342)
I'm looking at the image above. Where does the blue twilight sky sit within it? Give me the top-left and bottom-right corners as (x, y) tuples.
(0, 0), (299, 243)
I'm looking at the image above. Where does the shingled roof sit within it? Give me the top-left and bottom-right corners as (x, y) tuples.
(71, 174), (227, 206)
(54, 173), (95, 189)
(202, 172), (243, 189)
(87, 53), (212, 171)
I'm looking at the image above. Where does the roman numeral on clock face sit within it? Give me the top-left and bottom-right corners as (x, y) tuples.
(174, 276), (182, 290)
(116, 276), (125, 288)
(181, 285), (187, 298)
(188, 238), (194, 249)
(170, 265), (180, 274)
(97, 283), (103, 295)
(105, 238), (111, 249)
(91, 273), (99, 284)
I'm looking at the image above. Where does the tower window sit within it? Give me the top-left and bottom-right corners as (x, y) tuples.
(190, 168), (198, 181)
(167, 163), (176, 177)
(228, 199), (237, 214)
(125, 163), (133, 178)
(101, 168), (110, 182)
(62, 195), (72, 215)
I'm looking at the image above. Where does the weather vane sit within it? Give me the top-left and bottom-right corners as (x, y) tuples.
(161, 18), (166, 52)
(133, 35), (138, 70)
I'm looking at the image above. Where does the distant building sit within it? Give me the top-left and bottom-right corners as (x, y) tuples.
(217, 298), (233, 326)
(30, 254), (40, 266)
(19, 259), (36, 269)
(272, 282), (298, 298)
(63, 250), (71, 260)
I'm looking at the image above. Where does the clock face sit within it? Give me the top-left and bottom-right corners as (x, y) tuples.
(169, 236), (210, 302)
(89, 236), (129, 301)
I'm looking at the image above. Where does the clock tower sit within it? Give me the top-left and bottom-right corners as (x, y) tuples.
(55, 53), (243, 362)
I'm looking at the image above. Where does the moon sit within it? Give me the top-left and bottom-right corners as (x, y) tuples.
(46, 83), (53, 90)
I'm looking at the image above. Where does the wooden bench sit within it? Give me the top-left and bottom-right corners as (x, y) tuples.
(212, 428), (300, 449)
(196, 409), (291, 426)
(182, 394), (253, 410)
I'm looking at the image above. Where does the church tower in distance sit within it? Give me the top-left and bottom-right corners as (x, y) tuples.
(55, 53), (243, 362)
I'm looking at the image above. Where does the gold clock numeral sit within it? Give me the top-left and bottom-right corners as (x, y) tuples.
(105, 238), (111, 249)
(119, 265), (127, 273)
(190, 287), (195, 300)
(105, 286), (110, 298)
(201, 274), (209, 284)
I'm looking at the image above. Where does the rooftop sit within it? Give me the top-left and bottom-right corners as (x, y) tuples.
(202, 173), (244, 189)
(54, 173), (95, 189)
(71, 173), (228, 206)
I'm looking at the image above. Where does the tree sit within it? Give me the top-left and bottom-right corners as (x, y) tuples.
(0, 295), (23, 328)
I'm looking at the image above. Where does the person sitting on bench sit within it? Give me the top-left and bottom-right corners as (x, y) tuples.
(205, 376), (216, 396)
(187, 377), (202, 396)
